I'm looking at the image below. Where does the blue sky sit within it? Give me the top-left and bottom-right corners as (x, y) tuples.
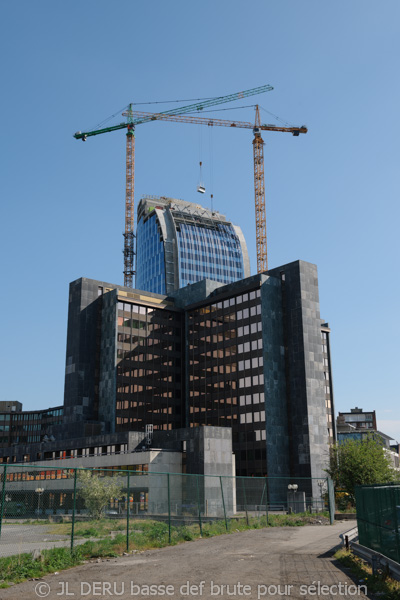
(1, 1), (399, 440)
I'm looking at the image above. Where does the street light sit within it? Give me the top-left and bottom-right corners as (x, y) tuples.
(35, 487), (44, 518)
(318, 480), (326, 512)
(287, 484), (299, 514)
(4, 495), (11, 517)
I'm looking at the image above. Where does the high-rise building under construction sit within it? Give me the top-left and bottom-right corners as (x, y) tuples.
(135, 196), (250, 295)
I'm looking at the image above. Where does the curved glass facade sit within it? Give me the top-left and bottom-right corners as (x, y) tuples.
(135, 212), (166, 295)
(135, 197), (250, 295)
(177, 222), (245, 288)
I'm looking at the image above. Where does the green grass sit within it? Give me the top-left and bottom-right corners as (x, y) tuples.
(48, 518), (126, 538)
(0, 512), (329, 586)
(0, 547), (83, 584)
(335, 548), (400, 600)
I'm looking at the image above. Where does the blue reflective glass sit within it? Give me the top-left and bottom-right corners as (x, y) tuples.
(136, 213), (166, 294)
(136, 212), (245, 294)
(177, 223), (244, 287)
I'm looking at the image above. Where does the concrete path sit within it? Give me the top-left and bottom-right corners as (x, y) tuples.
(0, 522), (369, 600)
(0, 524), (88, 558)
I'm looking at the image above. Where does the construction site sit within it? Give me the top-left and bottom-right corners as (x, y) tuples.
(0, 85), (335, 513)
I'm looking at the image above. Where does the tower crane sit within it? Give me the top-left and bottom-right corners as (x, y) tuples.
(124, 107), (307, 273)
(74, 85), (274, 287)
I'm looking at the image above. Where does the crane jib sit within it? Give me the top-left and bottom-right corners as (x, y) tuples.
(73, 84), (275, 139)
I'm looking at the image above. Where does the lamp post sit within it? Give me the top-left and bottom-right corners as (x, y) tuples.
(287, 484), (299, 514)
(318, 480), (326, 512)
(4, 495), (11, 517)
(35, 487), (44, 518)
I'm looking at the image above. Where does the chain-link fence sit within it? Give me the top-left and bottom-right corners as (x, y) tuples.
(355, 482), (400, 562)
(0, 465), (333, 558)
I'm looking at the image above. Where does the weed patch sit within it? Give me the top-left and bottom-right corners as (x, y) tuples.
(335, 548), (400, 600)
(0, 547), (83, 585)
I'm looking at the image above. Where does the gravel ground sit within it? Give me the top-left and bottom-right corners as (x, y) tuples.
(0, 524), (70, 558)
(0, 524), (94, 558)
(0, 521), (367, 600)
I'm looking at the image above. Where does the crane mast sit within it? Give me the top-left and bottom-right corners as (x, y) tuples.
(253, 106), (268, 273)
(122, 106), (135, 287)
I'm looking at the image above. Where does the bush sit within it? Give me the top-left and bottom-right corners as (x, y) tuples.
(327, 435), (398, 505)
(77, 470), (123, 520)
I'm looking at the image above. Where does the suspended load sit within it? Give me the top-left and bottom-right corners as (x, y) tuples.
(197, 161), (205, 193)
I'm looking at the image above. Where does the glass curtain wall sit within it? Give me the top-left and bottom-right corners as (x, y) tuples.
(176, 223), (245, 288)
(187, 288), (266, 476)
(116, 301), (183, 432)
(135, 212), (166, 295)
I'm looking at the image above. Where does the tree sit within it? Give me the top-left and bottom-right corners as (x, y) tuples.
(326, 435), (398, 505)
(77, 470), (123, 520)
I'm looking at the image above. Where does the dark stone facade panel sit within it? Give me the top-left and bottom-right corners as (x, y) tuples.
(268, 261), (329, 486)
(98, 289), (117, 433)
(260, 275), (290, 477)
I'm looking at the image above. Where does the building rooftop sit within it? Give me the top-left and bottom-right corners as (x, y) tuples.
(0, 401), (22, 413)
(138, 195), (227, 224)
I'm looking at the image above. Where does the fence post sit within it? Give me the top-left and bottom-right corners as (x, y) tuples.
(0, 465), (7, 539)
(220, 476), (228, 531)
(196, 475), (203, 536)
(260, 478), (268, 524)
(390, 486), (400, 563)
(167, 473), (171, 544)
(241, 478), (249, 525)
(126, 471), (130, 552)
(327, 477), (335, 525)
(70, 468), (78, 552)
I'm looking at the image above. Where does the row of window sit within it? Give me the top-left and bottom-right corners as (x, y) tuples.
(0, 444), (134, 464)
(238, 374), (265, 388)
(239, 392), (265, 405)
(0, 410), (63, 422)
(5, 464), (149, 482)
(240, 412), (266, 424)
(238, 357), (264, 371)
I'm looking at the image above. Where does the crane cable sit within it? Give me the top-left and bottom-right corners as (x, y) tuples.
(197, 124), (205, 193)
(209, 125), (214, 212)
(259, 105), (293, 127)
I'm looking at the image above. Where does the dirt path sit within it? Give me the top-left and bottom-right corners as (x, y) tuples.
(0, 522), (367, 600)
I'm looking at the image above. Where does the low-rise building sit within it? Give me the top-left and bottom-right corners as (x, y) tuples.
(338, 407), (377, 432)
